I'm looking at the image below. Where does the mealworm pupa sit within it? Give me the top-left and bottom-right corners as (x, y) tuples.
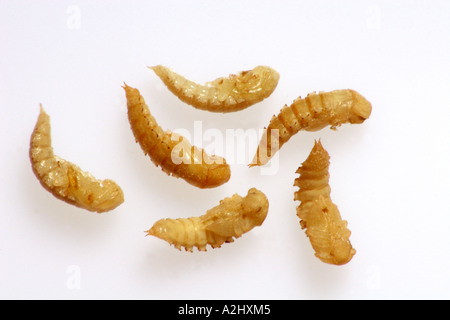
(29, 106), (124, 213)
(149, 65), (280, 113)
(123, 84), (231, 188)
(146, 188), (269, 252)
(250, 89), (372, 166)
(293, 140), (355, 265)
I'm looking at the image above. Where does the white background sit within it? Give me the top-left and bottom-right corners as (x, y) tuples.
(1, 0), (449, 300)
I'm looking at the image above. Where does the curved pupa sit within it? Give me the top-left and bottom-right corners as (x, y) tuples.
(250, 89), (372, 166)
(149, 65), (280, 113)
(147, 188), (269, 252)
(293, 140), (355, 265)
(29, 106), (124, 213)
(123, 84), (231, 188)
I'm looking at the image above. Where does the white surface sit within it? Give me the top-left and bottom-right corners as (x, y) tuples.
(1, 0), (449, 300)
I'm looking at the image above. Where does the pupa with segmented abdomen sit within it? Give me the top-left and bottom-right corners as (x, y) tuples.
(294, 140), (356, 265)
(250, 89), (372, 166)
(29, 106), (124, 213)
(150, 65), (280, 113)
(147, 188), (269, 252)
(123, 83), (231, 188)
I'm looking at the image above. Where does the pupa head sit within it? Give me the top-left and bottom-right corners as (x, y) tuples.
(235, 66), (280, 94)
(309, 195), (356, 266)
(348, 89), (372, 124)
(240, 188), (269, 227)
